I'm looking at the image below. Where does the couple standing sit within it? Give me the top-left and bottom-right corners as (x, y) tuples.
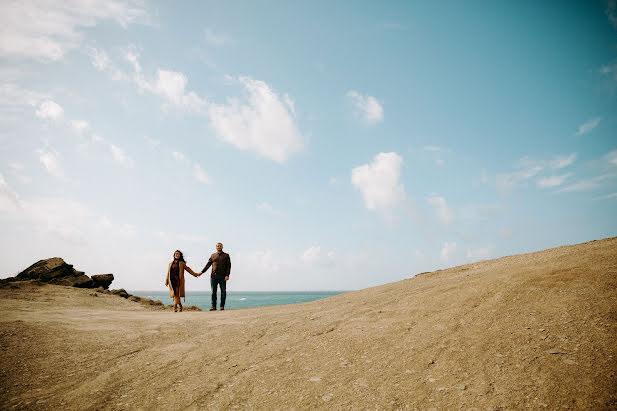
(165, 242), (231, 312)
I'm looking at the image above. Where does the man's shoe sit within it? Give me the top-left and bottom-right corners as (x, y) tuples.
(209, 307), (216, 311)
(220, 307), (225, 311)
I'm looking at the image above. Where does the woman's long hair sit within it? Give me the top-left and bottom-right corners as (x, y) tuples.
(173, 250), (186, 262)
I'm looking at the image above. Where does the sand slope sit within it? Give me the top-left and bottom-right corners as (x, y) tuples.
(1, 238), (616, 410)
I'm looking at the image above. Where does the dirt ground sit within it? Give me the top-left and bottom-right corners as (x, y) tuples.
(1, 237), (616, 410)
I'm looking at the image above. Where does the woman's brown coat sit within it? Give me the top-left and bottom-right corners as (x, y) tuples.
(165, 261), (199, 300)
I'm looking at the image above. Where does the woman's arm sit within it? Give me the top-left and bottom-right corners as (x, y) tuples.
(185, 266), (200, 277)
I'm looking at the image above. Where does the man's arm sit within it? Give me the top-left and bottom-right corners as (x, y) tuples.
(201, 257), (213, 274)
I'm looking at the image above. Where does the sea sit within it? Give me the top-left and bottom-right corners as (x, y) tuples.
(130, 290), (346, 310)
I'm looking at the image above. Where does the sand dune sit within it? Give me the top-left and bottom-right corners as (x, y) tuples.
(1, 238), (616, 409)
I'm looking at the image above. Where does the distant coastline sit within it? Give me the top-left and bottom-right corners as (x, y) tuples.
(130, 290), (348, 310)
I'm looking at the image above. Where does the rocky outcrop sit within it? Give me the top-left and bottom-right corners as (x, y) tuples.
(91, 274), (114, 289)
(1, 258), (114, 290)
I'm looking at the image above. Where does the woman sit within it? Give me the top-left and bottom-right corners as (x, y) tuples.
(165, 250), (200, 312)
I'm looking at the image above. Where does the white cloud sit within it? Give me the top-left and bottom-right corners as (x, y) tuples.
(143, 135), (160, 148)
(0, 83), (47, 109)
(427, 196), (454, 226)
(125, 52), (206, 112)
(414, 250), (424, 258)
(0, 0), (148, 62)
(575, 117), (601, 136)
(440, 242), (457, 263)
(247, 250), (280, 273)
(550, 153), (577, 169)
(557, 173), (616, 193)
(35, 100), (64, 120)
(606, 150), (617, 168)
(351, 152), (406, 213)
(37, 149), (67, 180)
(193, 164), (211, 184)
(423, 146), (441, 152)
(257, 202), (281, 215)
(537, 173), (572, 188)
(70, 119), (89, 134)
(466, 246), (492, 261)
(172, 151), (186, 162)
(480, 169), (489, 184)
(0, 173), (21, 212)
(329, 177), (337, 184)
(606, 0), (617, 29)
(347, 90), (384, 125)
(109, 143), (134, 168)
(301, 245), (335, 266)
(87, 47), (111, 71)
(204, 27), (233, 46)
(594, 192), (617, 200)
(496, 156), (544, 194)
(208, 76), (304, 163)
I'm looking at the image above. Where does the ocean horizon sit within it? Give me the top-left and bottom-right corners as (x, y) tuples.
(130, 290), (348, 310)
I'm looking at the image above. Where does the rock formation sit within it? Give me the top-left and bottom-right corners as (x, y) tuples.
(1, 258), (114, 290)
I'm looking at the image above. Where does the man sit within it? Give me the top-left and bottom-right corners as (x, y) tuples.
(201, 242), (231, 311)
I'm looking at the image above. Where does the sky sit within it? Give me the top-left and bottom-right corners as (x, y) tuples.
(1, 0), (616, 292)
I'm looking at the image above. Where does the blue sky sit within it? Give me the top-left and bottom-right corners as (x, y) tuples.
(1, 1), (616, 291)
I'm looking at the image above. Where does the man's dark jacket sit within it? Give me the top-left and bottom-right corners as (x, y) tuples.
(201, 251), (231, 279)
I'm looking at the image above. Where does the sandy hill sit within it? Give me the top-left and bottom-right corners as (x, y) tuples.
(1, 238), (616, 410)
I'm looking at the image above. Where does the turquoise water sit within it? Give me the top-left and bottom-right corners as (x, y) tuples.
(130, 290), (346, 310)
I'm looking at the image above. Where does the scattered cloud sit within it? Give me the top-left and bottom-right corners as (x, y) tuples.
(204, 27), (233, 46)
(0, 173), (21, 212)
(606, 0), (617, 29)
(426, 196), (454, 226)
(125, 51), (206, 112)
(170, 150), (211, 184)
(35, 100), (64, 121)
(466, 246), (492, 261)
(0, 0), (148, 62)
(575, 117), (601, 136)
(172, 151), (187, 162)
(329, 177), (337, 184)
(37, 149), (67, 181)
(550, 153), (577, 169)
(594, 192), (617, 200)
(247, 250), (280, 272)
(351, 152), (406, 215)
(143, 135), (160, 148)
(414, 250), (424, 258)
(87, 47), (111, 71)
(480, 169), (489, 184)
(208, 76), (304, 163)
(301, 245), (335, 266)
(109, 143), (135, 168)
(257, 202), (281, 215)
(70, 119), (89, 134)
(496, 156), (544, 194)
(347, 90), (384, 125)
(537, 173), (572, 188)
(557, 173), (615, 193)
(440, 241), (457, 263)
(606, 150), (617, 168)
(193, 164), (211, 184)
(0, 83), (47, 110)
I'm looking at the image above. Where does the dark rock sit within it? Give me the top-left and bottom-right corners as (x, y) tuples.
(111, 289), (129, 298)
(128, 296), (141, 302)
(96, 286), (105, 293)
(91, 274), (114, 289)
(71, 275), (95, 288)
(17, 258), (81, 281)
